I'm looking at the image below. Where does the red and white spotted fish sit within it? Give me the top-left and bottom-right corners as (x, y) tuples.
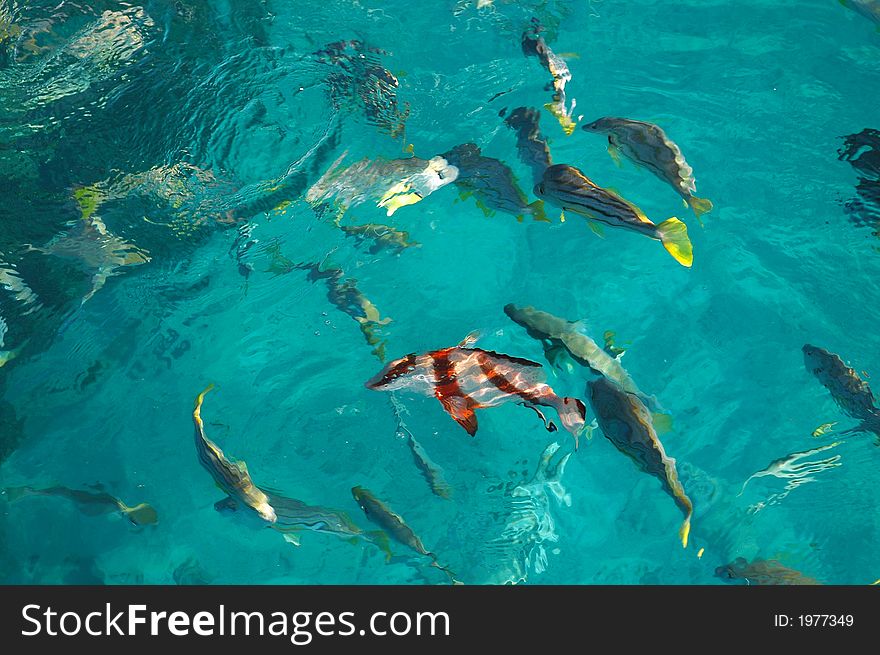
(366, 341), (587, 447)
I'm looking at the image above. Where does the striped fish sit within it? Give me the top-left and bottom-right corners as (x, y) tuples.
(588, 377), (693, 548)
(366, 342), (587, 447)
(534, 163), (694, 267)
(582, 117), (713, 220)
(192, 385), (277, 523)
(803, 344), (880, 436)
(443, 143), (548, 222)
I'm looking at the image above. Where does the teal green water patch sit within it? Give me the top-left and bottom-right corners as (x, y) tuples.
(1, 0), (879, 585)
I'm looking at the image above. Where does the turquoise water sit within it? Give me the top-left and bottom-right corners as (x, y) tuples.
(2, 0), (880, 585)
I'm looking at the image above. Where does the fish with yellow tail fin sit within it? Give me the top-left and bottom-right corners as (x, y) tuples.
(587, 377), (693, 547)
(442, 143), (549, 222)
(351, 486), (460, 584)
(716, 558), (821, 585)
(3, 485), (158, 526)
(534, 164), (694, 267)
(582, 117), (713, 221)
(193, 385), (276, 523)
(521, 19), (579, 135)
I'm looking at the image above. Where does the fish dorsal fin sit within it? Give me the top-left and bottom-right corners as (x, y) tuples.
(476, 349), (543, 368)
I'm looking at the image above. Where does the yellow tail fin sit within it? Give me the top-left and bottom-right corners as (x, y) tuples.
(657, 217), (693, 267)
(686, 196), (713, 220)
(679, 514), (691, 549)
(528, 199), (550, 222)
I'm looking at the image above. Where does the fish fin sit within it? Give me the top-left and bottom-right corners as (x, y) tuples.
(458, 330), (481, 348)
(607, 144), (623, 168)
(436, 394), (480, 436)
(687, 196), (713, 220)
(651, 412), (674, 434)
(2, 486), (32, 503)
(528, 199), (551, 222)
(367, 530), (394, 562)
(559, 210), (566, 222)
(587, 220), (605, 238)
(214, 496), (239, 513)
(679, 515), (691, 549)
(282, 532), (302, 546)
(657, 217), (693, 267)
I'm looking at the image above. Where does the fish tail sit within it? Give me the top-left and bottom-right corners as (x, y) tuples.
(686, 196), (713, 220)
(679, 512), (692, 549)
(3, 486), (32, 503)
(194, 383), (215, 417)
(657, 217), (693, 267)
(677, 493), (694, 549)
(527, 199), (551, 222)
(558, 397), (587, 450)
(430, 558), (462, 585)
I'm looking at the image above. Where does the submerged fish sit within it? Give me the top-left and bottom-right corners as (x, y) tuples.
(4, 485), (157, 526)
(32, 211), (151, 304)
(582, 117), (713, 220)
(738, 441), (843, 497)
(192, 385), (276, 522)
(307, 152), (459, 218)
(351, 486), (458, 583)
(505, 106), (553, 186)
(389, 395), (452, 499)
(504, 304), (659, 412)
(366, 340), (587, 445)
(534, 164), (694, 267)
(521, 20), (578, 135)
(0, 315), (26, 368)
(315, 39), (410, 138)
(340, 223), (420, 255)
(295, 261), (391, 361)
(803, 344), (880, 435)
(587, 377), (692, 547)
(716, 557), (821, 585)
(442, 143), (548, 222)
(840, 0), (880, 25)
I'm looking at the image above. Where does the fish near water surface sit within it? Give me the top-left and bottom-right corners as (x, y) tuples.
(582, 117), (713, 220)
(442, 143), (548, 222)
(192, 385), (276, 523)
(367, 343), (587, 446)
(534, 163), (694, 267)
(803, 344), (880, 435)
(503, 303), (660, 412)
(587, 377), (692, 547)
(521, 19), (578, 135)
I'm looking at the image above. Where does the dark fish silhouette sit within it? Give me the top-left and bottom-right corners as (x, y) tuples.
(351, 486), (458, 583)
(716, 558), (821, 585)
(4, 485), (157, 526)
(587, 377), (692, 547)
(505, 106), (553, 186)
(803, 344), (880, 436)
(442, 143), (548, 222)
